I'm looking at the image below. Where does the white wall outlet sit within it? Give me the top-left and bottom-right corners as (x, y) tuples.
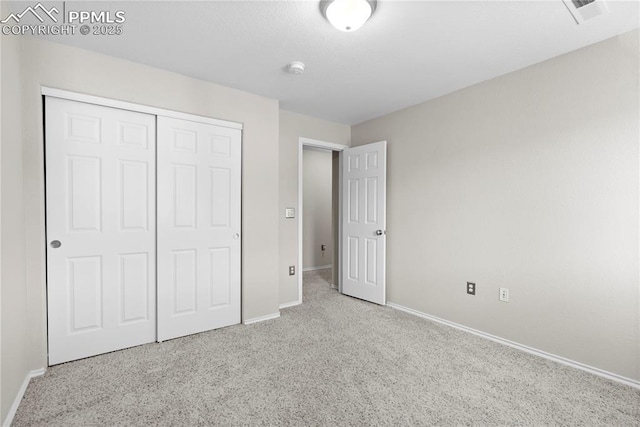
(285, 208), (295, 218)
(499, 288), (509, 302)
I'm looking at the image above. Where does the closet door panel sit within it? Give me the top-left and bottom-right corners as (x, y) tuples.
(157, 117), (241, 341)
(46, 97), (156, 365)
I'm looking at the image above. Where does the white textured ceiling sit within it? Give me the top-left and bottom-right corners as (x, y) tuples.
(23, 1), (640, 124)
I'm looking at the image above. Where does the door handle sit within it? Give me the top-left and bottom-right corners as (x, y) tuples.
(375, 230), (384, 236)
(50, 240), (62, 248)
(233, 233), (240, 239)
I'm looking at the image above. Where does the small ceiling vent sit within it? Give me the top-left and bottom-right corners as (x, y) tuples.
(563, 0), (609, 24)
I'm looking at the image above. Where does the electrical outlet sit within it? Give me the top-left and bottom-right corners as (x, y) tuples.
(321, 244), (326, 251)
(467, 282), (476, 295)
(289, 266), (295, 276)
(499, 287), (509, 302)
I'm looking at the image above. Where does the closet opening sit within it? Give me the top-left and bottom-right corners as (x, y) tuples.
(43, 91), (243, 365)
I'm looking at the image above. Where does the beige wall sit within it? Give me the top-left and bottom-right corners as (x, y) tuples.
(302, 148), (333, 270)
(352, 30), (640, 380)
(279, 110), (350, 305)
(1, 27), (636, 424)
(11, 36), (280, 381)
(0, 16), (29, 423)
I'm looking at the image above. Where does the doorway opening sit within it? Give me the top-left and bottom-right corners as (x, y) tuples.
(297, 138), (349, 304)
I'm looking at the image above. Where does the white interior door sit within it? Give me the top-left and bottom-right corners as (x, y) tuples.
(46, 97), (156, 365)
(341, 141), (387, 305)
(157, 117), (241, 341)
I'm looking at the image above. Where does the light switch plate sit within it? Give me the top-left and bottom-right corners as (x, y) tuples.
(285, 208), (295, 218)
(499, 288), (509, 302)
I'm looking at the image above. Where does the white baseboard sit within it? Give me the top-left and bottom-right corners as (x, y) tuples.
(387, 302), (640, 390)
(302, 265), (332, 272)
(2, 368), (46, 427)
(279, 300), (301, 309)
(243, 312), (280, 325)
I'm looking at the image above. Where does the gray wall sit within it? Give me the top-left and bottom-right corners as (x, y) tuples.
(302, 148), (333, 270)
(2, 35), (281, 417)
(278, 110), (350, 305)
(0, 5), (29, 421)
(352, 30), (640, 381)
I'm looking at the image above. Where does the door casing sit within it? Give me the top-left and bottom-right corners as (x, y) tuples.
(293, 137), (349, 308)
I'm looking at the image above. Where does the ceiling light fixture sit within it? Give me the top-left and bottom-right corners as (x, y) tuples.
(320, 0), (377, 32)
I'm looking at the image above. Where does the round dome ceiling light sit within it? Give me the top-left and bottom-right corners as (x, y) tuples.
(287, 61), (306, 74)
(320, 0), (377, 32)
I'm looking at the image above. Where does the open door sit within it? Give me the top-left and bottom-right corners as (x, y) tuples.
(341, 141), (387, 305)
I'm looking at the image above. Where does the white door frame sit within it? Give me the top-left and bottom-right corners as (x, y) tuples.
(297, 137), (349, 305)
(41, 87), (242, 130)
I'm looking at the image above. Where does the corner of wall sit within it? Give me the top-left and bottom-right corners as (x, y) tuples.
(350, 31), (640, 380)
(0, 25), (30, 424)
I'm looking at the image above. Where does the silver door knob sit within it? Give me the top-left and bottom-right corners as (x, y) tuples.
(375, 230), (383, 236)
(50, 240), (62, 248)
(233, 233), (240, 239)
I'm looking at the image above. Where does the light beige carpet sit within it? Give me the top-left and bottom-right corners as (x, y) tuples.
(13, 268), (640, 425)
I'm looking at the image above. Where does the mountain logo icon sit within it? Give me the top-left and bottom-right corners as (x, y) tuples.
(1, 3), (59, 24)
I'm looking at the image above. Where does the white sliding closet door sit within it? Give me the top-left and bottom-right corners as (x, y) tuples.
(46, 97), (156, 365)
(157, 117), (241, 341)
